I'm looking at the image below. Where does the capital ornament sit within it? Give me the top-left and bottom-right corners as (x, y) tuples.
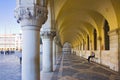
(41, 31), (56, 39)
(14, 5), (48, 25)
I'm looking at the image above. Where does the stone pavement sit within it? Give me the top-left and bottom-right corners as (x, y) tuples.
(0, 54), (120, 80)
(0, 54), (21, 80)
(0, 53), (42, 80)
(42, 54), (120, 80)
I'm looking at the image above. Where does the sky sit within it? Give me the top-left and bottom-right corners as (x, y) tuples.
(0, 0), (21, 34)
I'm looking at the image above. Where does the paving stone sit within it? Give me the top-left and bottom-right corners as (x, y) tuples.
(62, 68), (79, 76)
(75, 72), (109, 80)
(72, 64), (90, 69)
(63, 59), (68, 60)
(71, 61), (83, 63)
(83, 62), (95, 66)
(92, 67), (114, 76)
(63, 63), (70, 66)
(59, 76), (78, 80)
(0, 55), (21, 80)
(111, 75), (120, 80)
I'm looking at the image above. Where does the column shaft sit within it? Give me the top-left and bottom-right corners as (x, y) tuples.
(42, 38), (53, 72)
(53, 40), (56, 65)
(97, 36), (102, 63)
(41, 31), (55, 72)
(22, 28), (40, 80)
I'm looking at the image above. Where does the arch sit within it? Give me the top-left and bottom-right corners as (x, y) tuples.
(55, 0), (118, 30)
(57, 11), (99, 34)
(108, 0), (120, 27)
(62, 42), (72, 54)
(54, 0), (119, 51)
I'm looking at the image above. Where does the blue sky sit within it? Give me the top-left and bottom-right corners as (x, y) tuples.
(0, 0), (21, 34)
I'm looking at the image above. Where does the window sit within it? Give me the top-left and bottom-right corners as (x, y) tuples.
(104, 20), (110, 50)
(87, 35), (89, 50)
(94, 29), (97, 50)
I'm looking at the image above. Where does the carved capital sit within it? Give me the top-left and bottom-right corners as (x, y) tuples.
(41, 31), (56, 39)
(14, 5), (48, 26)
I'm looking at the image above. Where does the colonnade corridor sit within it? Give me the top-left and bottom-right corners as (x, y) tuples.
(41, 53), (120, 80)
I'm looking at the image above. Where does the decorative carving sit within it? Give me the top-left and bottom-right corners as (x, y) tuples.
(41, 31), (56, 39)
(14, 5), (48, 24)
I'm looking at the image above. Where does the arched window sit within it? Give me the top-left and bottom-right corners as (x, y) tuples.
(83, 39), (85, 50)
(87, 35), (89, 50)
(94, 29), (97, 50)
(104, 20), (110, 50)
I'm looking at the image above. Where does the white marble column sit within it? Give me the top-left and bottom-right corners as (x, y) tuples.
(41, 31), (55, 72)
(22, 27), (40, 80)
(14, 2), (48, 80)
(53, 38), (56, 65)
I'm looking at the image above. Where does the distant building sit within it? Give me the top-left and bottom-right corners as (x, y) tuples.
(15, 34), (22, 51)
(0, 34), (22, 51)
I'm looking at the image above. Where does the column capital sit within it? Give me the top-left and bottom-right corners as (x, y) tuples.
(41, 31), (56, 39)
(14, 5), (48, 29)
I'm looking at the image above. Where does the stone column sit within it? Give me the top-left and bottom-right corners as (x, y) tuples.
(56, 42), (62, 57)
(53, 37), (56, 65)
(109, 29), (120, 72)
(41, 31), (55, 72)
(14, 2), (48, 80)
(81, 41), (84, 56)
(97, 36), (102, 63)
(55, 43), (59, 65)
(90, 40), (92, 51)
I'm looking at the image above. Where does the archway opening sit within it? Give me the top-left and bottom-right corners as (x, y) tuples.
(62, 42), (72, 54)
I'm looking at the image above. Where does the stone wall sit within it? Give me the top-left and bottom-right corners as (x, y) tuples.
(78, 50), (118, 72)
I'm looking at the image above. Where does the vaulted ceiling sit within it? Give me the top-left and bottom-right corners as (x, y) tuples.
(53, 0), (120, 47)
